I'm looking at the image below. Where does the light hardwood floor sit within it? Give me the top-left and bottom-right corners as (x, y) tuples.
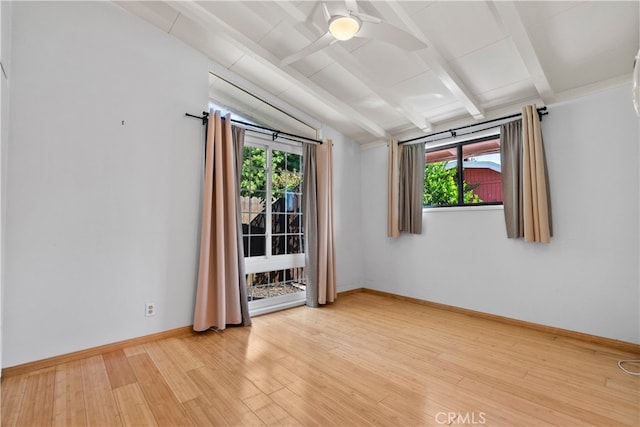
(2, 291), (639, 426)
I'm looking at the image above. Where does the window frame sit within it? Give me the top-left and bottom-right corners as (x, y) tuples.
(241, 133), (305, 275)
(424, 133), (503, 209)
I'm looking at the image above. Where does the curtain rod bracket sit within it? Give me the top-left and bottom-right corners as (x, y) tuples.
(272, 131), (280, 141)
(450, 130), (457, 138)
(185, 112), (209, 126)
(538, 107), (549, 121)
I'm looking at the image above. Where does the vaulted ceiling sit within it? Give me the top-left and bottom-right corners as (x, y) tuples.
(117, 1), (639, 143)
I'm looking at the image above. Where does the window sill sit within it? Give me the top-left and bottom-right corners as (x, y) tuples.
(249, 292), (306, 317)
(423, 204), (504, 213)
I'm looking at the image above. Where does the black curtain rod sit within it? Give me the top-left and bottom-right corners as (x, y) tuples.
(399, 106), (548, 145)
(185, 112), (322, 145)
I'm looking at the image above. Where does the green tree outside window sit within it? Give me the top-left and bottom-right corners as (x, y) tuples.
(424, 162), (481, 206)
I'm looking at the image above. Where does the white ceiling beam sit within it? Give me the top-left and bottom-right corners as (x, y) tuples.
(377, 1), (485, 120)
(276, 2), (431, 132)
(488, 1), (555, 105)
(169, 1), (389, 139)
(208, 61), (323, 131)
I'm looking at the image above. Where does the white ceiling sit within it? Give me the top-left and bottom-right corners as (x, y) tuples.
(116, 1), (639, 143)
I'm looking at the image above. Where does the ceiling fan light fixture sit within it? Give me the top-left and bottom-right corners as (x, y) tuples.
(328, 15), (361, 41)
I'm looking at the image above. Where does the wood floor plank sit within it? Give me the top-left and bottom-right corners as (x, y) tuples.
(242, 333), (289, 362)
(182, 333), (243, 371)
(102, 350), (137, 389)
(268, 386), (339, 427)
(456, 376), (598, 427)
(377, 390), (451, 427)
(143, 341), (202, 403)
(328, 342), (462, 393)
(605, 371), (640, 395)
(127, 353), (194, 426)
(122, 345), (146, 357)
(272, 349), (413, 426)
(141, 377), (195, 427)
(16, 368), (55, 427)
(436, 348), (624, 426)
(234, 358), (286, 395)
(187, 366), (264, 426)
(126, 352), (161, 383)
(382, 369), (536, 426)
(162, 338), (203, 372)
(284, 379), (375, 426)
(113, 383), (157, 427)
(253, 324), (391, 404)
(242, 393), (301, 426)
(244, 356), (304, 388)
(182, 395), (230, 427)
(80, 356), (122, 427)
(1, 373), (28, 426)
(212, 365), (263, 401)
(53, 361), (87, 426)
(522, 370), (639, 424)
(3, 292), (638, 427)
(527, 362), (635, 403)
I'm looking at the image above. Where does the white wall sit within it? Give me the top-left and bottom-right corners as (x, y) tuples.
(4, 1), (209, 367)
(361, 83), (640, 344)
(0, 0), (12, 375)
(322, 125), (365, 292)
(3, 1), (366, 367)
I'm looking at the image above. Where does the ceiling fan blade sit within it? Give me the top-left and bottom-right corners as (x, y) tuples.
(281, 32), (334, 66)
(343, 0), (381, 24)
(356, 21), (427, 51)
(345, 0), (359, 13)
(350, 10), (382, 24)
(305, 2), (321, 25)
(321, 2), (331, 22)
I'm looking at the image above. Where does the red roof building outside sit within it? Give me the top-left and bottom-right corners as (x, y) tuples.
(464, 167), (502, 202)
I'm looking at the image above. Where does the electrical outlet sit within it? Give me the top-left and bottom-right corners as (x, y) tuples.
(145, 302), (156, 317)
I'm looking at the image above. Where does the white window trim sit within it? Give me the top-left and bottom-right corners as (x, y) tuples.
(242, 132), (306, 315)
(424, 129), (503, 209)
(245, 132), (304, 155)
(249, 292), (306, 317)
(244, 254), (305, 274)
(423, 204), (504, 213)
(243, 132), (304, 270)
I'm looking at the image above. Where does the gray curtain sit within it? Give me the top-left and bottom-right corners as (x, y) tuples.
(500, 120), (524, 238)
(500, 105), (552, 243)
(193, 112), (251, 331)
(232, 126), (251, 326)
(303, 141), (336, 308)
(303, 144), (318, 307)
(398, 143), (425, 234)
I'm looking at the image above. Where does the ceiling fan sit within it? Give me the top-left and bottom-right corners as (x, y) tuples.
(281, 0), (427, 66)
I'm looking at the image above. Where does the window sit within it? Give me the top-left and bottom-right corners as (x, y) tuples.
(240, 134), (306, 311)
(424, 135), (502, 207)
(240, 138), (303, 259)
